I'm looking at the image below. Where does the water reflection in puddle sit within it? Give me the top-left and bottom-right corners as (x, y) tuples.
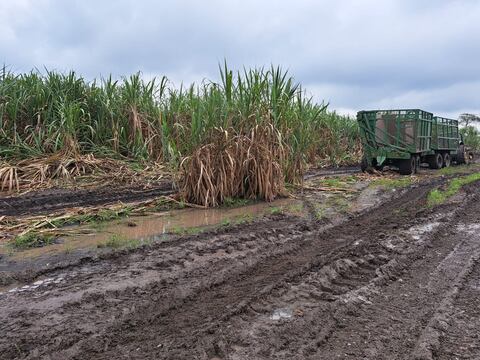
(4, 198), (302, 260)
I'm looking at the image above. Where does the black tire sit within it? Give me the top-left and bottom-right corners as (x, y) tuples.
(457, 145), (466, 164)
(415, 155), (420, 173)
(361, 156), (368, 172)
(468, 152), (474, 163)
(399, 156), (416, 175)
(429, 153), (443, 169)
(443, 153), (451, 168)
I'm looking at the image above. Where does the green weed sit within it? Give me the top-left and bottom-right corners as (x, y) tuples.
(286, 203), (304, 215)
(315, 207), (326, 220)
(326, 195), (350, 212)
(171, 226), (204, 235)
(50, 207), (133, 228)
(234, 213), (254, 224)
(317, 178), (344, 187)
(98, 234), (144, 249)
(63, 244), (73, 254)
(222, 197), (253, 208)
(269, 206), (283, 215)
(370, 177), (414, 189)
(436, 164), (479, 176)
(427, 172), (480, 207)
(220, 218), (232, 226)
(10, 232), (56, 249)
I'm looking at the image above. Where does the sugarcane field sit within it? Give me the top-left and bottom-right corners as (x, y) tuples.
(2, 2), (480, 360)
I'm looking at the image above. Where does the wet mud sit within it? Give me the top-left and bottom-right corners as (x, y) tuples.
(0, 181), (174, 217)
(1, 176), (480, 359)
(0, 198), (301, 262)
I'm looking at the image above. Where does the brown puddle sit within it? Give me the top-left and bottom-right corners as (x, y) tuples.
(2, 198), (303, 260)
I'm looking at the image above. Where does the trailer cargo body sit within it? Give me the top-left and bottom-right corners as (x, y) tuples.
(431, 116), (459, 151)
(357, 109), (468, 175)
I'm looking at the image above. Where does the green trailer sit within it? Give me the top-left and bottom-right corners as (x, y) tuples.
(429, 116), (459, 168)
(357, 109), (467, 175)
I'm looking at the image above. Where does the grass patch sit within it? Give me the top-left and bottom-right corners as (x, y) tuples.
(436, 164), (479, 176)
(221, 197), (254, 208)
(269, 206), (283, 215)
(315, 207), (326, 220)
(171, 225), (205, 235)
(10, 232), (56, 249)
(153, 198), (185, 211)
(63, 244), (73, 254)
(234, 213), (254, 224)
(48, 207), (134, 228)
(316, 178), (344, 187)
(4, 205), (138, 246)
(427, 172), (480, 207)
(315, 176), (357, 188)
(97, 234), (144, 249)
(286, 203), (305, 215)
(326, 195), (350, 212)
(170, 213), (255, 235)
(370, 176), (414, 189)
(220, 219), (232, 227)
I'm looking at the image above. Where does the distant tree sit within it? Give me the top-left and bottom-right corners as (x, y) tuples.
(459, 113), (480, 127)
(460, 126), (480, 151)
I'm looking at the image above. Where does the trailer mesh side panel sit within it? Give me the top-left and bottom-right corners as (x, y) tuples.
(373, 110), (429, 152)
(358, 109), (433, 159)
(432, 117), (459, 151)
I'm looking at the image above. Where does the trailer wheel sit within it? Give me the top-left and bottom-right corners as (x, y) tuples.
(399, 156), (416, 175)
(457, 145), (466, 164)
(360, 156), (368, 172)
(443, 153), (451, 168)
(468, 152), (474, 163)
(428, 153), (443, 169)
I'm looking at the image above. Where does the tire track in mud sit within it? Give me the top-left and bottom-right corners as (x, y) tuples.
(220, 201), (463, 358)
(0, 216), (304, 359)
(261, 184), (480, 360)
(429, 224), (480, 360)
(435, 263), (480, 360)
(0, 181), (174, 217)
(412, 230), (480, 360)
(59, 182), (436, 359)
(0, 179), (467, 360)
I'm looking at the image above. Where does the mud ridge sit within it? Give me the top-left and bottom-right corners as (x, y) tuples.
(412, 249), (480, 360)
(1, 177), (478, 359)
(68, 181), (439, 358)
(0, 181), (175, 217)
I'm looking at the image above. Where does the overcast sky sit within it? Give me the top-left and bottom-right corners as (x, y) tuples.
(1, 0), (479, 118)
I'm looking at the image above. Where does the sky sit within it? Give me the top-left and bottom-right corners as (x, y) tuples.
(1, 0), (480, 118)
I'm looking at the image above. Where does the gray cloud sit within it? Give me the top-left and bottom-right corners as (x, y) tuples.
(1, 0), (480, 117)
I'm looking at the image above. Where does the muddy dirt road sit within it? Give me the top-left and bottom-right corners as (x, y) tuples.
(0, 181), (174, 217)
(0, 165), (360, 218)
(1, 178), (480, 359)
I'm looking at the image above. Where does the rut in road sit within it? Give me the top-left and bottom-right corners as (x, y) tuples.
(0, 179), (433, 359)
(80, 178), (440, 360)
(1, 178), (478, 360)
(434, 230), (480, 359)
(0, 181), (174, 217)
(254, 183), (480, 360)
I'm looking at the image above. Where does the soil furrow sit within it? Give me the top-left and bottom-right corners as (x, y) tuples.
(0, 182), (175, 217)
(1, 178), (480, 360)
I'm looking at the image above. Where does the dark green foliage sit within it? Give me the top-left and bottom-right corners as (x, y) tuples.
(0, 65), (360, 171)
